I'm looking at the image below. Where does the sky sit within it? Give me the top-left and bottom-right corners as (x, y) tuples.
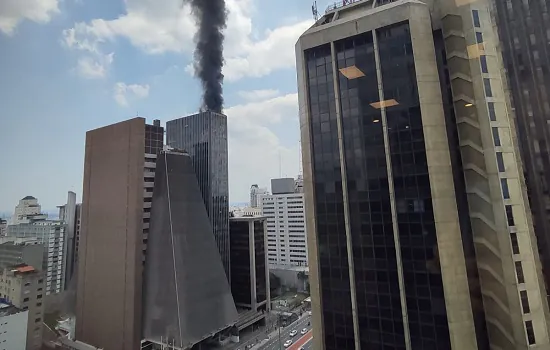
(0, 0), (338, 213)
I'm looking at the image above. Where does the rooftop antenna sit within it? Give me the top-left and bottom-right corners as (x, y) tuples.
(312, 1), (319, 21)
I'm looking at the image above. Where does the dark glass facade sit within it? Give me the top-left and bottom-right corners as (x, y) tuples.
(254, 221), (267, 304)
(229, 220), (252, 306)
(166, 112), (230, 280)
(492, 0), (550, 289)
(145, 122), (164, 155)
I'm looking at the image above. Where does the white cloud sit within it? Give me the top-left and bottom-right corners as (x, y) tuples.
(62, 0), (313, 80)
(0, 0), (59, 35)
(238, 89), (280, 101)
(76, 53), (113, 79)
(224, 93), (301, 202)
(113, 82), (150, 106)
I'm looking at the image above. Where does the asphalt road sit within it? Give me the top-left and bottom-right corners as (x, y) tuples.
(258, 315), (312, 350)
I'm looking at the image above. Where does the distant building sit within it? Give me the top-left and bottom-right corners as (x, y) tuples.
(294, 175), (303, 193)
(0, 219), (7, 236)
(8, 219), (66, 295)
(249, 184), (268, 208)
(231, 207), (262, 218)
(166, 111), (230, 280)
(229, 216), (270, 315)
(12, 196), (42, 225)
(0, 264), (45, 350)
(57, 191), (80, 288)
(261, 178), (308, 268)
(0, 302), (28, 350)
(76, 117), (163, 350)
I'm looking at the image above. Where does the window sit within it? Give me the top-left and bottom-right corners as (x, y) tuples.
(37, 294), (42, 300)
(515, 261), (525, 283)
(476, 32), (484, 44)
(35, 318), (41, 323)
(480, 55), (488, 73)
(511, 232), (520, 254)
(37, 279), (43, 284)
(501, 178), (510, 199)
(526, 320), (536, 344)
(506, 205), (515, 226)
(488, 102), (497, 121)
(496, 152), (505, 172)
(484, 78), (493, 97)
(520, 290), (530, 313)
(492, 127), (501, 146)
(23, 297), (29, 302)
(472, 9), (481, 27)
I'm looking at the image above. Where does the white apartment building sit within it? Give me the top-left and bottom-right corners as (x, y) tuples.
(250, 184), (268, 208)
(0, 302), (28, 350)
(261, 191), (308, 268)
(12, 197), (42, 225)
(7, 221), (65, 295)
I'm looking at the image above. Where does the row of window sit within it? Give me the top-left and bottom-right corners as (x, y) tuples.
(474, 8), (536, 346)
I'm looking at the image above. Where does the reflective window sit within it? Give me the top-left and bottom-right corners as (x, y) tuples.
(515, 261), (525, 283)
(480, 55), (488, 73)
(473, 10), (481, 27)
(488, 102), (497, 121)
(501, 178), (511, 199)
(492, 127), (501, 146)
(484, 78), (493, 97)
(496, 152), (505, 172)
(526, 320), (536, 344)
(520, 290), (530, 313)
(506, 205), (515, 226)
(510, 232), (520, 254)
(476, 32), (484, 44)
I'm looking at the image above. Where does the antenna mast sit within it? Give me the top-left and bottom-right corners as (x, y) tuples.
(312, 1), (319, 21)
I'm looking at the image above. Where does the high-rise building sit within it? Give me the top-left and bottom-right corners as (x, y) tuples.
(58, 191), (79, 288)
(0, 264), (45, 350)
(250, 184), (268, 208)
(76, 117), (163, 350)
(229, 216), (270, 314)
(0, 302), (28, 350)
(141, 150), (237, 349)
(490, 0), (550, 289)
(0, 242), (43, 272)
(0, 219), (7, 236)
(7, 219), (65, 295)
(12, 196), (42, 225)
(166, 111), (230, 279)
(296, 1), (550, 349)
(261, 178), (308, 268)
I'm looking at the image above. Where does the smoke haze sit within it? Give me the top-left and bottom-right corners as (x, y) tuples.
(189, 0), (227, 113)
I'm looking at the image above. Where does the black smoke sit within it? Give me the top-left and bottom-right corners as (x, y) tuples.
(188, 0), (227, 113)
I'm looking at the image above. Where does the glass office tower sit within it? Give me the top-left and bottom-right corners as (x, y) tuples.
(166, 111), (230, 280)
(296, 0), (550, 349)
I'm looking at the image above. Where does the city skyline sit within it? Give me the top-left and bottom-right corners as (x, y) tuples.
(0, 0), (338, 212)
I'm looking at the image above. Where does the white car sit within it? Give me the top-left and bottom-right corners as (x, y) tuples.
(289, 330), (298, 337)
(284, 339), (293, 348)
(301, 328), (308, 335)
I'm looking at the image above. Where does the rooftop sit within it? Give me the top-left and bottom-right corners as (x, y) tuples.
(21, 196), (37, 200)
(0, 301), (24, 317)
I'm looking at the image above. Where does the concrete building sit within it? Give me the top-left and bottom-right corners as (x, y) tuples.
(0, 219), (7, 236)
(58, 191), (79, 288)
(166, 111), (230, 280)
(0, 302), (28, 350)
(250, 184), (268, 208)
(12, 197), (41, 225)
(76, 118), (163, 350)
(229, 216), (270, 314)
(0, 265), (45, 350)
(141, 150), (237, 349)
(491, 0), (550, 292)
(294, 175), (304, 193)
(261, 178), (308, 268)
(8, 220), (66, 295)
(231, 207), (262, 218)
(297, 0), (550, 349)
(0, 242), (44, 272)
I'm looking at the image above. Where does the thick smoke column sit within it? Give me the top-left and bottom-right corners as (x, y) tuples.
(189, 0), (227, 113)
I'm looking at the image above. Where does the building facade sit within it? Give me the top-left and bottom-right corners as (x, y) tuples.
(8, 220), (65, 295)
(76, 118), (163, 350)
(0, 242), (43, 272)
(490, 0), (550, 290)
(0, 219), (7, 236)
(250, 184), (268, 208)
(297, 0), (550, 349)
(166, 111), (230, 280)
(229, 216), (270, 313)
(58, 191), (78, 288)
(0, 302), (28, 350)
(0, 265), (45, 350)
(12, 197), (41, 225)
(261, 178), (308, 268)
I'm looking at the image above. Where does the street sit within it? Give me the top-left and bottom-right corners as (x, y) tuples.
(257, 314), (312, 350)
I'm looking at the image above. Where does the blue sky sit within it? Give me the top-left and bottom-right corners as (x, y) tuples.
(0, 0), (337, 213)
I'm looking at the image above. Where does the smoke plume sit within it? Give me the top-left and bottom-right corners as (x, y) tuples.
(189, 0), (227, 113)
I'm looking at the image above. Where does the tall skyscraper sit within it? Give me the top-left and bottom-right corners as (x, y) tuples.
(12, 196), (42, 224)
(491, 0), (550, 288)
(76, 117), (163, 350)
(58, 191), (78, 288)
(297, 1), (550, 349)
(142, 150), (237, 349)
(250, 184), (268, 208)
(166, 111), (230, 279)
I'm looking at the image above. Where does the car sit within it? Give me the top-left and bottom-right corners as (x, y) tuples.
(284, 339), (293, 348)
(301, 328), (308, 335)
(289, 329), (298, 337)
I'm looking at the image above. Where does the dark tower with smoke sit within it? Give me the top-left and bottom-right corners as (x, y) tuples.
(189, 0), (227, 113)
